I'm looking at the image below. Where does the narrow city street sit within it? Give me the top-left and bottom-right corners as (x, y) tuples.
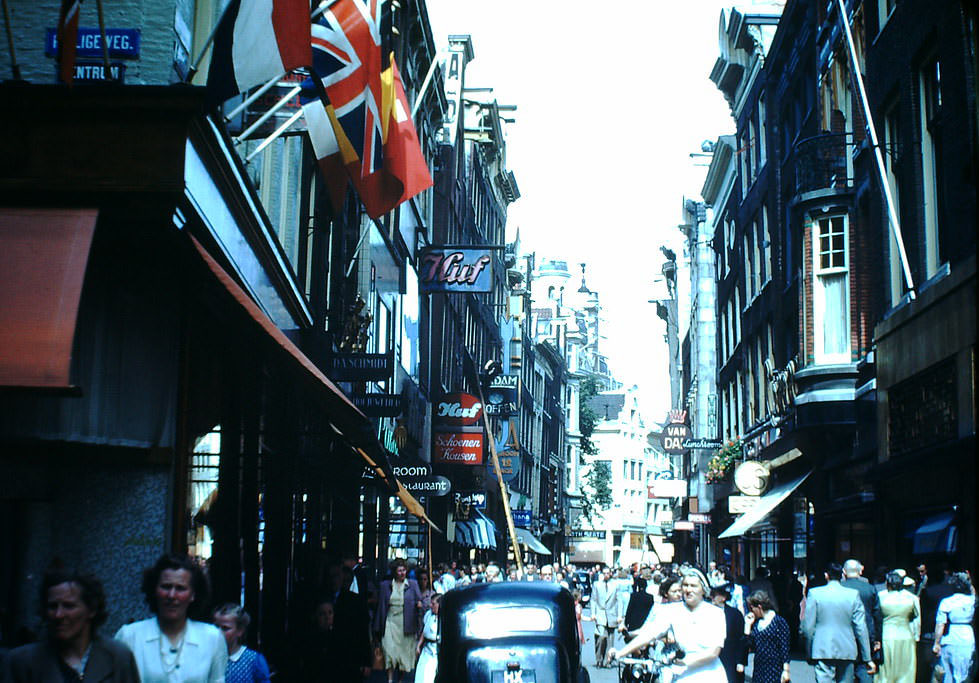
(0, 0), (974, 680)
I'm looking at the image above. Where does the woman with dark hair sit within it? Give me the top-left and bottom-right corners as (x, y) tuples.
(876, 569), (920, 683)
(373, 559), (422, 683)
(4, 568), (139, 681)
(744, 590), (791, 683)
(933, 572), (976, 683)
(115, 553), (227, 682)
(660, 576), (683, 604)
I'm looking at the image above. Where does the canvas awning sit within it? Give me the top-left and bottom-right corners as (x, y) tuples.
(912, 512), (957, 555)
(453, 509), (497, 550)
(718, 470), (811, 539)
(189, 235), (437, 530)
(514, 527), (551, 555)
(0, 208), (98, 389)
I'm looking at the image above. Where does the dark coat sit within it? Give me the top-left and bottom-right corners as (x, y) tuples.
(373, 578), (422, 636)
(719, 604), (747, 682)
(622, 592), (655, 632)
(842, 577), (880, 642)
(3, 635), (139, 683)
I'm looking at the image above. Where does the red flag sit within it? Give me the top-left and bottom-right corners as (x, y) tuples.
(56, 0), (83, 84)
(380, 56), (434, 211)
(309, 1), (431, 218)
(206, 0), (312, 106)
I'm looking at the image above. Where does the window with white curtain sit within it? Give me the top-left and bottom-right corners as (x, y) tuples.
(813, 215), (851, 363)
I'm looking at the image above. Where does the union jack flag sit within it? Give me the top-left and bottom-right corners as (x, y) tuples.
(309, 0), (430, 218)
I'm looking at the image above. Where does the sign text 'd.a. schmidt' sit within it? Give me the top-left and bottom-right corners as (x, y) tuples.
(419, 247), (493, 293)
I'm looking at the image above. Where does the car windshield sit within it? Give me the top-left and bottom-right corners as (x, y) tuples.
(463, 605), (553, 639)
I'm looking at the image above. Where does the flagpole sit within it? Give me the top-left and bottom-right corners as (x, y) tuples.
(224, 73), (285, 121)
(94, 0), (112, 81)
(411, 48), (445, 119)
(836, 0), (916, 299)
(245, 108), (304, 162)
(233, 84), (302, 144)
(1, 0), (21, 80)
(185, 0), (235, 82)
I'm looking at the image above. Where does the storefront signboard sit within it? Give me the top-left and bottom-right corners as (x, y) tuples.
(512, 509), (532, 527)
(433, 431), (483, 465)
(329, 352), (394, 382)
(419, 247), (493, 293)
(728, 495), (761, 514)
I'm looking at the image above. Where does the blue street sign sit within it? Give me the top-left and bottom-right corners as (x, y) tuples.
(45, 28), (142, 59)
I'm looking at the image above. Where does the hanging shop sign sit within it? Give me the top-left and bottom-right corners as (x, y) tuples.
(434, 393), (483, 427)
(351, 394), (403, 417)
(329, 352), (394, 382)
(494, 449), (520, 482)
(433, 432), (484, 465)
(454, 490), (487, 510)
(661, 421), (692, 454)
(689, 513), (712, 524)
(484, 375), (518, 416)
(733, 461), (770, 496)
(392, 462), (432, 478)
(400, 475), (451, 497)
(512, 509), (532, 527)
(673, 521), (695, 531)
(419, 247), (493, 293)
(45, 27), (142, 58)
(682, 438), (724, 450)
(648, 480), (687, 499)
(729, 495), (761, 514)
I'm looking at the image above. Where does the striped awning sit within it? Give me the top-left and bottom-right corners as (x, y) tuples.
(453, 509), (497, 549)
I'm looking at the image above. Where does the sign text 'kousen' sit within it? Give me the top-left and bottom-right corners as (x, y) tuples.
(419, 247), (493, 293)
(433, 432), (484, 465)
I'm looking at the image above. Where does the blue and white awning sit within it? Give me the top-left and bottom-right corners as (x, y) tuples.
(454, 509), (497, 549)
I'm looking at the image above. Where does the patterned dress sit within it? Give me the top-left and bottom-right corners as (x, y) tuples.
(746, 612), (790, 683)
(225, 647), (271, 683)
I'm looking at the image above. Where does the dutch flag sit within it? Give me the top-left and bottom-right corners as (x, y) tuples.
(206, 0), (311, 107)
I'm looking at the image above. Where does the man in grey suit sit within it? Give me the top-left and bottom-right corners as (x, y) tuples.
(590, 567), (617, 666)
(801, 561), (877, 682)
(841, 559), (880, 683)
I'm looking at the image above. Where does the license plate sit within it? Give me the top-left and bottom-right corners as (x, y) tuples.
(492, 670), (536, 683)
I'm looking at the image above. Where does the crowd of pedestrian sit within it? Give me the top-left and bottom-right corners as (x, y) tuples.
(0, 553), (974, 683)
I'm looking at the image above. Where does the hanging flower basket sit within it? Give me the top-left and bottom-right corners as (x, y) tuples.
(705, 439), (742, 483)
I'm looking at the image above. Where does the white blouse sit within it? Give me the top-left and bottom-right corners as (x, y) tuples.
(116, 618), (228, 683)
(635, 601), (727, 682)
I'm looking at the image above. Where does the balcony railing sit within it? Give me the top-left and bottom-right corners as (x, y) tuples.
(793, 133), (856, 196)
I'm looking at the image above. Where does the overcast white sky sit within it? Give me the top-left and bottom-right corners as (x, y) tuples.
(424, 1), (745, 422)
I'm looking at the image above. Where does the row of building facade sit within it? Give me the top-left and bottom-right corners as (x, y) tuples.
(662, 0), (976, 582)
(0, 0), (615, 660)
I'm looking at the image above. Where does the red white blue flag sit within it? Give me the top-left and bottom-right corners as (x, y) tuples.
(309, 0), (431, 218)
(206, 0), (311, 106)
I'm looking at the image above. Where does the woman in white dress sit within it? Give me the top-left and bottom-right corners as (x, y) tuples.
(414, 593), (440, 683)
(115, 554), (227, 683)
(608, 568), (726, 682)
(933, 572), (976, 683)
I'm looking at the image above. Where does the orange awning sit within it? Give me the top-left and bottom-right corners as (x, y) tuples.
(0, 208), (98, 388)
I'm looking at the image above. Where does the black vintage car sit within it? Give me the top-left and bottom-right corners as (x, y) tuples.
(570, 570), (592, 605)
(436, 581), (590, 683)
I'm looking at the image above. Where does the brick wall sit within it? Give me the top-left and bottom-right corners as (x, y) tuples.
(1, 0), (182, 85)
